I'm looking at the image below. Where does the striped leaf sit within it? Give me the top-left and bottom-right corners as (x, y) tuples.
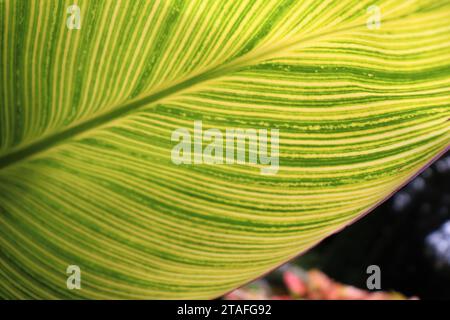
(0, 0), (449, 299)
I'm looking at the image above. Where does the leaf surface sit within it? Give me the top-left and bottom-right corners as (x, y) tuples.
(0, 0), (449, 299)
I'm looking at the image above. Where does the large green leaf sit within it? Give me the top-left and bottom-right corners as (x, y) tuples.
(0, 0), (449, 299)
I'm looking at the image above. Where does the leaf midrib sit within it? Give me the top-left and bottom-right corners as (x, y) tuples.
(0, 66), (225, 170)
(0, 15), (417, 171)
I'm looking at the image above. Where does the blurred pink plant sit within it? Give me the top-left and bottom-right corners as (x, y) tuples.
(224, 266), (415, 300)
